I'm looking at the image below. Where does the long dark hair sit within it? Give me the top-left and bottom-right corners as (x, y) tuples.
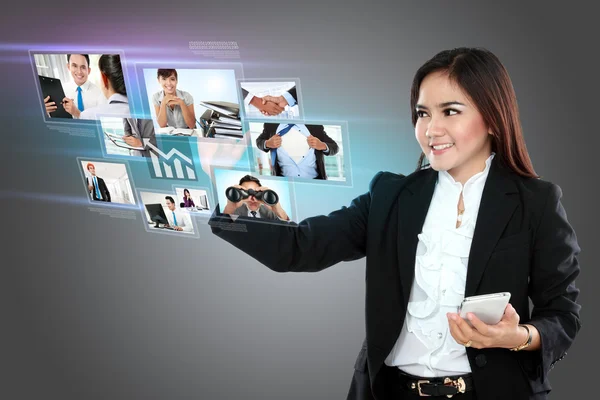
(99, 54), (127, 96)
(411, 47), (537, 178)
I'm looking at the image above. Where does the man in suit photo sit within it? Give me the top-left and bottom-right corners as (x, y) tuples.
(256, 123), (339, 180)
(164, 196), (193, 232)
(86, 162), (111, 202)
(222, 175), (289, 221)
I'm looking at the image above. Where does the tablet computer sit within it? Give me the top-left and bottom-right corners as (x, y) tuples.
(38, 75), (72, 119)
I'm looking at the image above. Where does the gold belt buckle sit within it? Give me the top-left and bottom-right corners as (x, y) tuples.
(443, 377), (466, 398)
(415, 380), (431, 396)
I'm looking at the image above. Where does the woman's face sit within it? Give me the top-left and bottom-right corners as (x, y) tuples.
(158, 74), (178, 95)
(415, 71), (492, 183)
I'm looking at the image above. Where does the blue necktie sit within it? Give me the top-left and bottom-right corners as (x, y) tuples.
(77, 86), (84, 111)
(271, 124), (295, 167)
(94, 176), (101, 200)
(172, 211), (178, 226)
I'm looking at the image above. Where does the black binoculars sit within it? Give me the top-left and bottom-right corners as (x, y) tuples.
(225, 186), (279, 206)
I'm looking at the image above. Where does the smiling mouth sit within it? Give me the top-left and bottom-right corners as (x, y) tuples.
(430, 143), (454, 150)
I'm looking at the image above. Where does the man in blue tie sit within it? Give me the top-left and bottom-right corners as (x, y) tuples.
(44, 54), (107, 119)
(86, 163), (111, 202)
(256, 123), (339, 179)
(164, 196), (193, 232)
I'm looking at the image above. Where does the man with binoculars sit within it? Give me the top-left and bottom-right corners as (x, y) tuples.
(222, 175), (290, 221)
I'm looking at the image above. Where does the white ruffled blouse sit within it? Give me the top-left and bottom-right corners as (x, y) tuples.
(384, 154), (495, 377)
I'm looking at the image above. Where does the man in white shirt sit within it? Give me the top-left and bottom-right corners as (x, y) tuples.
(164, 196), (193, 232)
(44, 54), (106, 119)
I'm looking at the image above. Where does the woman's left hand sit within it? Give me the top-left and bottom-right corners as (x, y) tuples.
(447, 303), (527, 349)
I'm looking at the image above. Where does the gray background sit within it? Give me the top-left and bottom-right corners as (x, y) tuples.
(1, 1), (597, 399)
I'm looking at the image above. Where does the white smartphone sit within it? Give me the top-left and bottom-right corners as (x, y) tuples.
(458, 292), (511, 325)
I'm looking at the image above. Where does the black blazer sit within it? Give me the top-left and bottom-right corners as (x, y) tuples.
(87, 176), (111, 202)
(256, 123), (339, 179)
(210, 157), (581, 400)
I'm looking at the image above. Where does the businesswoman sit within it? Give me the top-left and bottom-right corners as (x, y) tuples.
(79, 54), (130, 119)
(183, 189), (195, 208)
(211, 48), (581, 400)
(152, 69), (196, 129)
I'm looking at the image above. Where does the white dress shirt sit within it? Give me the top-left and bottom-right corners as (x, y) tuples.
(280, 125), (311, 163)
(62, 80), (107, 118)
(385, 153), (495, 377)
(166, 208), (193, 232)
(247, 208), (261, 218)
(79, 93), (131, 120)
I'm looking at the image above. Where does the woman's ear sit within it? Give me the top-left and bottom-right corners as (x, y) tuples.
(101, 73), (109, 90)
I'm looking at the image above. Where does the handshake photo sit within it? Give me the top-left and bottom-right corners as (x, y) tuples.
(249, 94), (290, 116)
(242, 85), (298, 117)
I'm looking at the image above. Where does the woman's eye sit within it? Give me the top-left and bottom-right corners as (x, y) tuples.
(445, 109), (459, 116)
(416, 110), (428, 118)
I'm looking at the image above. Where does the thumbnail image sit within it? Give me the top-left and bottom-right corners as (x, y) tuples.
(100, 117), (157, 158)
(140, 191), (195, 234)
(79, 160), (135, 205)
(142, 68), (243, 140)
(34, 53), (131, 120)
(240, 81), (300, 119)
(248, 122), (346, 181)
(213, 168), (294, 223)
(174, 187), (211, 213)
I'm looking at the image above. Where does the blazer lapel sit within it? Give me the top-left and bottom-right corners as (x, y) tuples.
(464, 158), (519, 296)
(397, 168), (437, 307)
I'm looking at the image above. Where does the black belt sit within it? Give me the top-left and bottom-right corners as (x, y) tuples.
(385, 366), (474, 397)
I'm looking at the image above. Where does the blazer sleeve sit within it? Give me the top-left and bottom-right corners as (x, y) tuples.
(255, 124), (272, 153)
(262, 205), (281, 221)
(210, 172), (387, 273)
(100, 178), (111, 202)
(123, 118), (133, 136)
(316, 126), (339, 156)
(288, 86), (297, 103)
(527, 183), (581, 384)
